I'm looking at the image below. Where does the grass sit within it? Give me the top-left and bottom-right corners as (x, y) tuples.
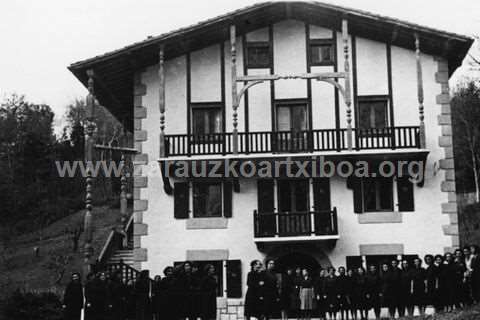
(0, 205), (126, 295)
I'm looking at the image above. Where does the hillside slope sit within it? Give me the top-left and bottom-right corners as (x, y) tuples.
(0, 205), (126, 296)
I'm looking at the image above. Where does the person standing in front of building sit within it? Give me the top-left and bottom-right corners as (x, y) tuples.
(151, 275), (162, 320)
(324, 267), (338, 320)
(245, 260), (262, 320)
(259, 259), (279, 320)
(158, 266), (176, 319)
(299, 268), (315, 320)
(336, 266), (352, 320)
(314, 268), (327, 320)
(365, 265), (381, 320)
(62, 272), (83, 320)
(432, 255), (446, 312)
(200, 264), (218, 320)
(124, 279), (136, 320)
(107, 271), (127, 320)
(443, 252), (457, 311)
(346, 269), (356, 320)
(424, 254), (436, 310)
(398, 260), (414, 317)
(469, 245), (480, 303)
(134, 270), (151, 320)
(279, 268), (294, 320)
(352, 267), (368, 320)
(411, 257), (426, 316)
(379, 262), (396, 319)
(292, 267), (304, 317)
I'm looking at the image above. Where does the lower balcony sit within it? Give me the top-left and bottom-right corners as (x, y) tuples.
(165, 126), (420, 157)
(253, 208), (339, 243)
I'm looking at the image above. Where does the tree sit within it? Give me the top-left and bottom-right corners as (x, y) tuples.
(451, 81), (480, 201)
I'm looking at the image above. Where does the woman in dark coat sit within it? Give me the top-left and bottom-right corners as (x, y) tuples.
(336, 267), (351, 320)
(292, 267), (304, 317)
(135, 270), (151, 320)
(151, 275), (162, 320)
(63, 272), (83, 320)
(346, 269), (356, 320)
(365, 265), (381, 320)
(259, 259), (279, 320)
(380, 262), (396, 318)
(411, 257), (426, 316)
(85, 272), (108, 320)
(453, 251), (467, 308)
(352, 267), (368, 320)
(443, 252), (457, 311)
(432, 254), (446, 312)
(158, 266), (176, 319)
(399, 260), (414, 317)
(324, 267), (338, 320)
(200, 264), (218, 320)
(470, 245), (480, 303)
(279, 268), (294, 320)
(107, 271), (127, 320)
(314, 269), (327, 320)
(245, 260), (262, 320)
(125, 279), (136, 320)
(424, 254), (436, 307)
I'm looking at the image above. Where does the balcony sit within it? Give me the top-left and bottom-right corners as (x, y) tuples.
(253, 208), (339, 243)
(164, 126), (420, 157)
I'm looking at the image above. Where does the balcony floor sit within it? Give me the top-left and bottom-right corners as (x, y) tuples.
(254, 234), (340, 243)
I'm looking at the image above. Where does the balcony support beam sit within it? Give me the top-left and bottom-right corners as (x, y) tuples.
(415, 33), (426, 149)
(342, 18), (353, 151)
(230, 24), (239, 155)
(84, 69), (96, 277)
(159, 45), (166, 157)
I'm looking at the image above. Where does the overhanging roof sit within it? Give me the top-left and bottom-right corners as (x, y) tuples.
(68, 1), (473, 126)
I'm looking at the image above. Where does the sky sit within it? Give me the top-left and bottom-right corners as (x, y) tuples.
(0, 0), (479, 131)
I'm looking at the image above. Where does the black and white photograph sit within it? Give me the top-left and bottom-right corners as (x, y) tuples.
(1, 0), (480, 319)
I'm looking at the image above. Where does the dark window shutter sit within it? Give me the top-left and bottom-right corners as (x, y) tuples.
(313, 178), (331, 212)
(352, 178), (363, 213)
(223, 180), (233, 218)
(226, 260), (242, 298)
(257, 179), (274, 213)
(174, 182), (189, 219)
(397, 177), (414, 211)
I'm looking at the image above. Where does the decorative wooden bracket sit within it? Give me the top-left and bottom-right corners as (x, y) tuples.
(229, 19), (353, 154)
(159, 161), (173, 195)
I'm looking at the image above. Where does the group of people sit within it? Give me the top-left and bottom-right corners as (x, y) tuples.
(245, 245), (480, 320)
(62, 261), (218, 320)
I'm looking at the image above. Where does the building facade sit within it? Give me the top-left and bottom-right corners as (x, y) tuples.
(70, 2), (473, 317)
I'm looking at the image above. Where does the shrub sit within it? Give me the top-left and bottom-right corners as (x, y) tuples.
(2, 290), (63, 320)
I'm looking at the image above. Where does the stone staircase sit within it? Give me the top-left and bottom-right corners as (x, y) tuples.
(107, 249), (134, 266)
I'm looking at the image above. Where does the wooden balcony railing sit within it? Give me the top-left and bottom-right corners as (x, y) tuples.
(253, 208), (338, 238)
(164, 126), (420, 157)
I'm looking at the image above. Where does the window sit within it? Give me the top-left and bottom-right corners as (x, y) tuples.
(277, 179), (309, 212)
(191, 106), (222, 136)
(246, 42), (271, 68)
(310, 40), (334, 66)
(358, 96), (389, 130)
(193, 181), (222, 217)
(362, 178), (393, 212)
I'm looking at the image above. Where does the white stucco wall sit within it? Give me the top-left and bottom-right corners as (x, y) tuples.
(137, 19), (452, 297)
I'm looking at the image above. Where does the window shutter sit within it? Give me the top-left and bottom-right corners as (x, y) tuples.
(397, 177), (414, 211)
(257, 179), (274, 213)
(223, 180), (233, 218)
(226, 260), (242, 298)
(352, 178), (363, 213)
(174, 182), (189, 219)
(313, 178), (331, 212)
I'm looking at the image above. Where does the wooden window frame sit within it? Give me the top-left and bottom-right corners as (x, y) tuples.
(246, 41), (271, 69)
(190, 102), (224, 143)
(357, 95), (390, 135)
(192, 180), (224, 218)
(309, 39), (335, 66)
(361, 177), (394, 213)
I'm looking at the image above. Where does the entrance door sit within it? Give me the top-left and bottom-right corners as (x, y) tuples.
(276, 103), (308, 152)
(277, 179), (310, 236)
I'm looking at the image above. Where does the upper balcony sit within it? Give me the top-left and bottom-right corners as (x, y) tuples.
(164, 126), (420, 157)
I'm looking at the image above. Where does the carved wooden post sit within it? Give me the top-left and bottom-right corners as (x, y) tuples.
(119, 153), (128, 247)
(415, 33), (426, 148)
(84, 69), (96, 275)
(230, 24), (239, 155)
(342, 19), (353, 150)
(159, 45), (166, 157)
